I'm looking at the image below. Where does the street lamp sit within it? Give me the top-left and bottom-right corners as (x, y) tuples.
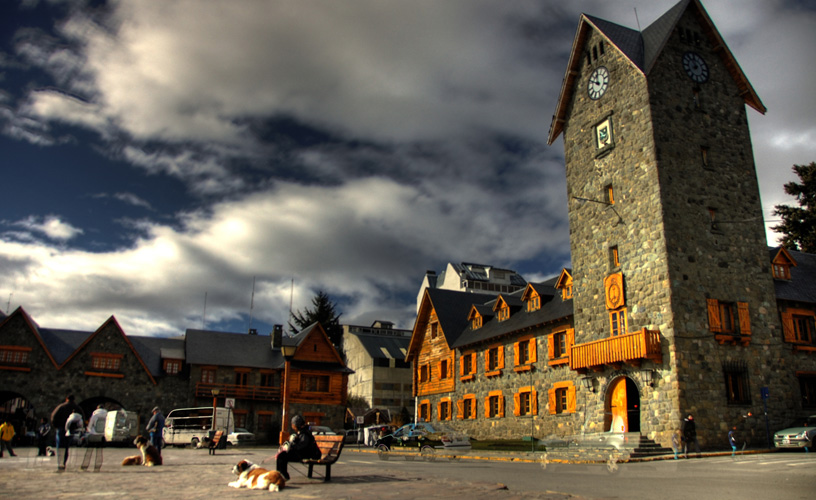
(279, 343), (297, 444)
(211, 388), (220, 431)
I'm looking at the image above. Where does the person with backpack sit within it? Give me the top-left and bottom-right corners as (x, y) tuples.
(51, 395), (84, 470)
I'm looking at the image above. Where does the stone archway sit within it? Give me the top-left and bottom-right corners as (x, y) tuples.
(0, 390), (38, 443)
(603, 376), (641, 433)
(79, 396), (126, 419)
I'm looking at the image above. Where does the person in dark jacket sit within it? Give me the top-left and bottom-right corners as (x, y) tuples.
(145, 407), (165, 455)
(51, 395), (84, 470)
(682, 413), (701, 458)
(37, 417), (52, 456)
(276, 415), (321, 480)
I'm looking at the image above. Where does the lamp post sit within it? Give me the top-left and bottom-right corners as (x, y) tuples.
(211, 388), (220, 431)
(279, 343), (297, 444)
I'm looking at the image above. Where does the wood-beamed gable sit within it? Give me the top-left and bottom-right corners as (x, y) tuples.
(0, 307), (60, 369)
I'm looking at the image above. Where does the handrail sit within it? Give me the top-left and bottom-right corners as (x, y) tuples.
(195, 382), (282, 401)
(569, 328), (662, 371)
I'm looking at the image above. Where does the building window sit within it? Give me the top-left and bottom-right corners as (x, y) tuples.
(549, 381), (576, 414)
(800, 374), (816, 409)
(429, 322), (439, 339)
(707, 299), (751, 336)
(485, 346), (504, 374)
(527, 294), (540, 312)
(773, 263), (791, 280)
(260, 371), (278, 387)
(514, 386), (538, 416)
(723, 362), (751, 405)
(440, 359), (449, 380)
(235, 370), (249, 386)
(201, 367), (216, 384)
(419, 364), (430, 383)
(419, 400), (431, 422)
(460, 352), (476, 379)
(485, 391), (504, 419)
(793, 315), (815, 343)
(472, 316), (482, 329)
(163, 359), (182, 375)
(300, 374), (329, 393)
(0, 346), (31, 366)
(496, 305), (509, 322)
(548, 329), (573, 366)
(610, 308), (627, 336)
(518, 340), (530, 365)
(605, 184), (615, 205)
(514, 338), (536, 369)
(459, 395), (476, 420)
(553, 331), (567, 357)
(438, 399), (452, 420)
(91, 353), (122, 372)
(609, 245), (620, 268)
(700, 146), (710, 168)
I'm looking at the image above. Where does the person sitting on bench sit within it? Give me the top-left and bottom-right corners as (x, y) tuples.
(276, 415), (320, 480)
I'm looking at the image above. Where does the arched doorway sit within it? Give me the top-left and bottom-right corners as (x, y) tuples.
(604, 377), (641, 433)
(79, 396), (126, 419)
(0, 391), (37, 445)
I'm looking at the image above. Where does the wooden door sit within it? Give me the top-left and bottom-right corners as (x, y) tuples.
(609, 377), (628, 432)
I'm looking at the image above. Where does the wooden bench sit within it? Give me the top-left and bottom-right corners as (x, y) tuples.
(302, 434), (344, 481)
(208, 430), (224, 455)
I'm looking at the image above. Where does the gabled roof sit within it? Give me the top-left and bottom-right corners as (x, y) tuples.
(548, 0), (765, 144)
(185, 329), (285, 369)
(468, 304), (494, 320)
(772, 247), (798, 267)
(288, 322), (346, 366)
(521, 282), (556, 302)
(772, 247), (816, 304)
(60, 316), (157, 385)
(346, 329), (409, 361)
(1, 307), (61, 368)
(130, 336), (186, 377)
(493, 294), (524, 312)
(39, 328), (91, 365)
(555, 268), (573, 289)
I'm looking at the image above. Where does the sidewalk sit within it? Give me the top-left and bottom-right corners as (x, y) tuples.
(0, 445), (587, 500)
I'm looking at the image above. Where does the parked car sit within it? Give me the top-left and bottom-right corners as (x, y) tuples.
(309, 425), (336, 435)
(375, 422), (470, 451)
(227, 427), (256, 446)
(339, 428), (362, 444)
(773, 415), (816, 450)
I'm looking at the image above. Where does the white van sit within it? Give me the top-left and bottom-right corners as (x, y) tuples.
(162, 407), (234, 447)
(104, 410), (139, 445)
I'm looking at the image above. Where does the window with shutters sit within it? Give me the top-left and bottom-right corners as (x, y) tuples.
(527, 294), (540, 312)
(485, 345), (504, 377)
(514, 386), (538, 416)
(609, 308), (627, 336)
(459, 352), (477, 381)
(458, 394), (476, 420)
(439, 359), (449, 380)
(513, 337), (537, 372)
(548, 328), (573, 366)
(485, 391), (504, 419)
(438, 398), (452, 420)
(419, 363), (430, 383)
(781, 308), (816, 349)
(548, 381), (576, 414)
(419, 400), (431, 422)
(707, 299), (752, 345)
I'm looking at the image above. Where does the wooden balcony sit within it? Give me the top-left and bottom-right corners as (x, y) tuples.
(195, 382), (281, 402)
(569, 328), (662, 373)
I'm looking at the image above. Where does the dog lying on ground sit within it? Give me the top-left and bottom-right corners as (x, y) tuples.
(228, 460), (286, 491)
(121, 435), (162, 466)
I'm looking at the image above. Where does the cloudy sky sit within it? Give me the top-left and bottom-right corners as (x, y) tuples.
(1, 0), (814, 338)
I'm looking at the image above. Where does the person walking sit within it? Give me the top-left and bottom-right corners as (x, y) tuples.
(37, 417), (51, 456)
(276, 415), (321, 480)
(682, 413), (701, 458)
(146, 407), (165, 455)
(728, 426), (738, 457)
(0, 420), (16, 457)
(51, 395), (84, 470)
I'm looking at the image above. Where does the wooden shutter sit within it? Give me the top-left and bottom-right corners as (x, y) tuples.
(513, 393), (521, 416)
(469, 353), (476, 374)
(497, 346), (504, 369)
(484, 349), (490, 372)
(529, 338), (537, 363)
(707, 298), (722, 332)
(567, 385), (576, 413)
(532, 389), (538, 415)
(547, 334), (555, 360)
(459, 355), (464, 376)
(513, 341), (520, 366)
(781, 312), (796, 342)
(456, 399), (464, 420)
(737, 302), (751, 336)
(437, 401), (442, 420)
(548, 388), (556, 415)
(566, 329), (574, 361)
(499, 394), (505, 418)
(484, 396), (490, 418)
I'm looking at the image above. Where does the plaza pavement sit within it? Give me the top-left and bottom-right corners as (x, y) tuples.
(0, 444), (587, 500)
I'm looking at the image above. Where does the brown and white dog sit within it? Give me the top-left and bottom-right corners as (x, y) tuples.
(122, 435), (162, 467)
(228, 460), (286, 492)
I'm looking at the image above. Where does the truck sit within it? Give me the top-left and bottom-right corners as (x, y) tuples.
(162, 407), (234, 447)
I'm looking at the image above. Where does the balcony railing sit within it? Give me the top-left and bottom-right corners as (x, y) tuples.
(570, 328), (662, 372)
(195, 382), (281, 402)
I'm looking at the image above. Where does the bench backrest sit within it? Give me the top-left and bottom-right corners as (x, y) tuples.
(314, 434), (344, 460)
(211, 430), (224, 445)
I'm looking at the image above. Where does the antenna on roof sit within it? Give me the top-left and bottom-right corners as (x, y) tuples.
(634, 7), (641, 31)
(202, 291), (208, 329)
(248, 276), (256, 333)
(6, 292), (12, 314)
(288, 278), (294, 322)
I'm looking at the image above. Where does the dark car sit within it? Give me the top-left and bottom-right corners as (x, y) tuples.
(374, 422), (470, 452)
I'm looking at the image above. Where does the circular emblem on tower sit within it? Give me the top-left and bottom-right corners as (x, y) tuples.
(604, 272), (625, 310)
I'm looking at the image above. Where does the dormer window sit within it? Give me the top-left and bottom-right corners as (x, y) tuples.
(496, 304), (510, 322)
(771, 247), (797, 281)
(555, 269), (574, 301)
(773, 263), (790, 280)
(163, 359), (182, 375)
(472, 316), (482, 329)
(527, 295), (540, 312)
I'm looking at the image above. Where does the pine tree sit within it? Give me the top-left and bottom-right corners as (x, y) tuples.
(773, 162), (816, 253)
(289, 290), (344, 349)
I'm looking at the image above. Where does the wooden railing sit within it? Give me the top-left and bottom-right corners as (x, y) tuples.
(195, 383), (281, 402)
(569, 328), (662, 372)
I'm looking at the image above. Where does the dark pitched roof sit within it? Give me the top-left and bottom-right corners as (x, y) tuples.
(426, 288), (496, 348)
(346, 330), (409, 361)
(585, 14), (644, 69)
(130, 336), (186, 377)
(39, 328), (91, 365)
(772, 247), (816, 304)
(185, 329), (285, 369)
(640, 0), (689, 72)
(452, 283), (573, 349)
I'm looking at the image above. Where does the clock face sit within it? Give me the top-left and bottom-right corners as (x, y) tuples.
(587, 66), (609, 100)
(682, 52), (709, 83)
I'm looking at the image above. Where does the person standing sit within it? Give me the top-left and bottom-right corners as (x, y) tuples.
(37, 417), (51, 456)
(86, 405), (108, 436)
(146, 407), (165, 455)
(682, 413), (701, 458)
(0, 420), (16, 457)
(276, 415), (321, 480)
(51, 395), (84, 471)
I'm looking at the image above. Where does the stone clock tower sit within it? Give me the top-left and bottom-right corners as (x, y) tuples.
(548, 0), (786, 446)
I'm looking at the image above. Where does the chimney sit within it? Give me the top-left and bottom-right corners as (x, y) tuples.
(271, 324), (283, 349)
(248, 328), (258, 335)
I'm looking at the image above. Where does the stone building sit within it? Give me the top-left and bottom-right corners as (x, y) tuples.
(406, 0), (816, 450)
(0, 309), (351, 444)
(342, 321), (412, 419)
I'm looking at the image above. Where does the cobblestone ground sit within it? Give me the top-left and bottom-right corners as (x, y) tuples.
(0, 446), (585, 500)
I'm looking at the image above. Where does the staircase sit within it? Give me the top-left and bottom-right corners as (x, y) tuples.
(628, 435), (674, 459)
